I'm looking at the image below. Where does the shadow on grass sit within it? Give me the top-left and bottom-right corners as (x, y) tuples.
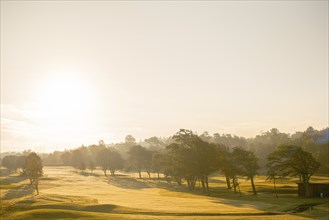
(0, 168), (12, 177)
(82, 204), (117, 213)
(0, 174), (27, 185)
(3, 183), (34, 200)
(253, 185), (297, 195)
(79, 172), (101, 177)
(107, 176), (151, 189)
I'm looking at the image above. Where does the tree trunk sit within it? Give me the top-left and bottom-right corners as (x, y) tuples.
(232, 176), (237, 193)
(191, 177), (196, 190)
(157, 172), (160, 179)
(250, 176), (257, 195)
(234, 177), (241, 196)
(35, 179), (39, 195)
(237, 182), (242, 197)
(273, 177), (278, 198)
(205, 176), (209, 195)
(103, 169), (107, 176)
(303, 174), (310, 197)
(225, 175), (231, 189)
(138, 171), (142, 179)
(177, 178), (182, 186)
(201, 178), (206, 193)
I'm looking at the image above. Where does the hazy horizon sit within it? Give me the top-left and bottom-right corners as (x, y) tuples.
(1, 1), (328, 153)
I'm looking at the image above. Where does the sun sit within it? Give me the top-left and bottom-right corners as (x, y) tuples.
(36, 70), (95, 133)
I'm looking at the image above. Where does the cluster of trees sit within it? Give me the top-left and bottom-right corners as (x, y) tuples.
(2, 152), (43, 195)
(1, 127), (326, 197)
(52, 129), (322, 196)
(32, 127), (327, 173)
(1, 155), (27, 172)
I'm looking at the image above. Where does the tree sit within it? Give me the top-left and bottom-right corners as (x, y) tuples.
(61, 151), (73, 166)
(88, 161), (96, 173)
(165, 129), (218, 193)
(71, 147), (89, 170)
(166, 129), (200, 190)
(2, 155), (27, 173)
(267, 145), (320, 197)
(2, 155), (17, 171)
(152, 152), (166, 178)
(232, 147), (260, 195)
(143, 149), (154, 178)
(145, 137), (164, 150)
(78, 162), (87, 172)
(249, 128), (291, 170)
(266, 166), (279, 198)
(193, 140), (218, 194)
(128, 145), (147, 178)
(99, 140), (106, 147)
(96, 148), (124, 176)
(89, 144), (106, 162)
(127, 145), (155, 178)
(108, 150), (124, 176)
(96, 148), (111, 176)
(125, 135), (136, 144)
(216, 145), (234, 189)
(25, 152), (43, 195)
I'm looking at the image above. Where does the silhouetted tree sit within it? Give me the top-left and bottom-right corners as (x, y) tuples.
(266, 166), (279, 198)
(2, 155), (26, 172)
(88, 161), (96, 173)
(128, 145), (148, 178)
(267, 145), (320, 197)
(232, 147), (259, 195)
(96, 148), (124, 176)
(250, 128), (291, 170)
(96, 148), (111, 176)
(98, 140), (106, 147)
(145, 136), (165, 150)
(143, 149), (154, 178)
(2, 155), (17, 171)
(216, 145), (234, 189)
(25, 152), (43, 195)
(61, 151), (73, 166)
(152, 152), (166, 178)
(166, 129), (218, 193)
(78, 162), (87, 172)
(125, 135), (136, 144)
(71, 147), (89, 170)
(88, 144), (106, 162)
(108, 150), (124, 176)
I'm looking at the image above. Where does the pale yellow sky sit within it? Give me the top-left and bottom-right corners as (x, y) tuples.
(1, 1), (328, 152)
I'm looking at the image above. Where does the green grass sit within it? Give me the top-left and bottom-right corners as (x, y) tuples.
(1, 166), (328, 220)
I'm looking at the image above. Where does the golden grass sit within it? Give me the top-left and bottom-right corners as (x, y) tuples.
(1, 166), (328, 220)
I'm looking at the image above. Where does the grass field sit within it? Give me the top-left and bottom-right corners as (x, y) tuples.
(1, 166), (328, 220)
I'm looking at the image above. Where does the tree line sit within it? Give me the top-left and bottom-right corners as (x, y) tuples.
(1, 127), (326, 196)
(19, 126), (326, 173)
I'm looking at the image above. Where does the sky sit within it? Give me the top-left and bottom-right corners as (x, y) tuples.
(1, 1), (328, 153)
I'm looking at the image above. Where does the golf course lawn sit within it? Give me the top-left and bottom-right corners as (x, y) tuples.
(1, 166), (328, 220)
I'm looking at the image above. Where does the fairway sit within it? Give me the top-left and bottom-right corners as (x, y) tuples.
(1, 166), (328, 220)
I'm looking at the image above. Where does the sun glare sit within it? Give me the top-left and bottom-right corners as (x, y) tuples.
(36, 70), (95, 134)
